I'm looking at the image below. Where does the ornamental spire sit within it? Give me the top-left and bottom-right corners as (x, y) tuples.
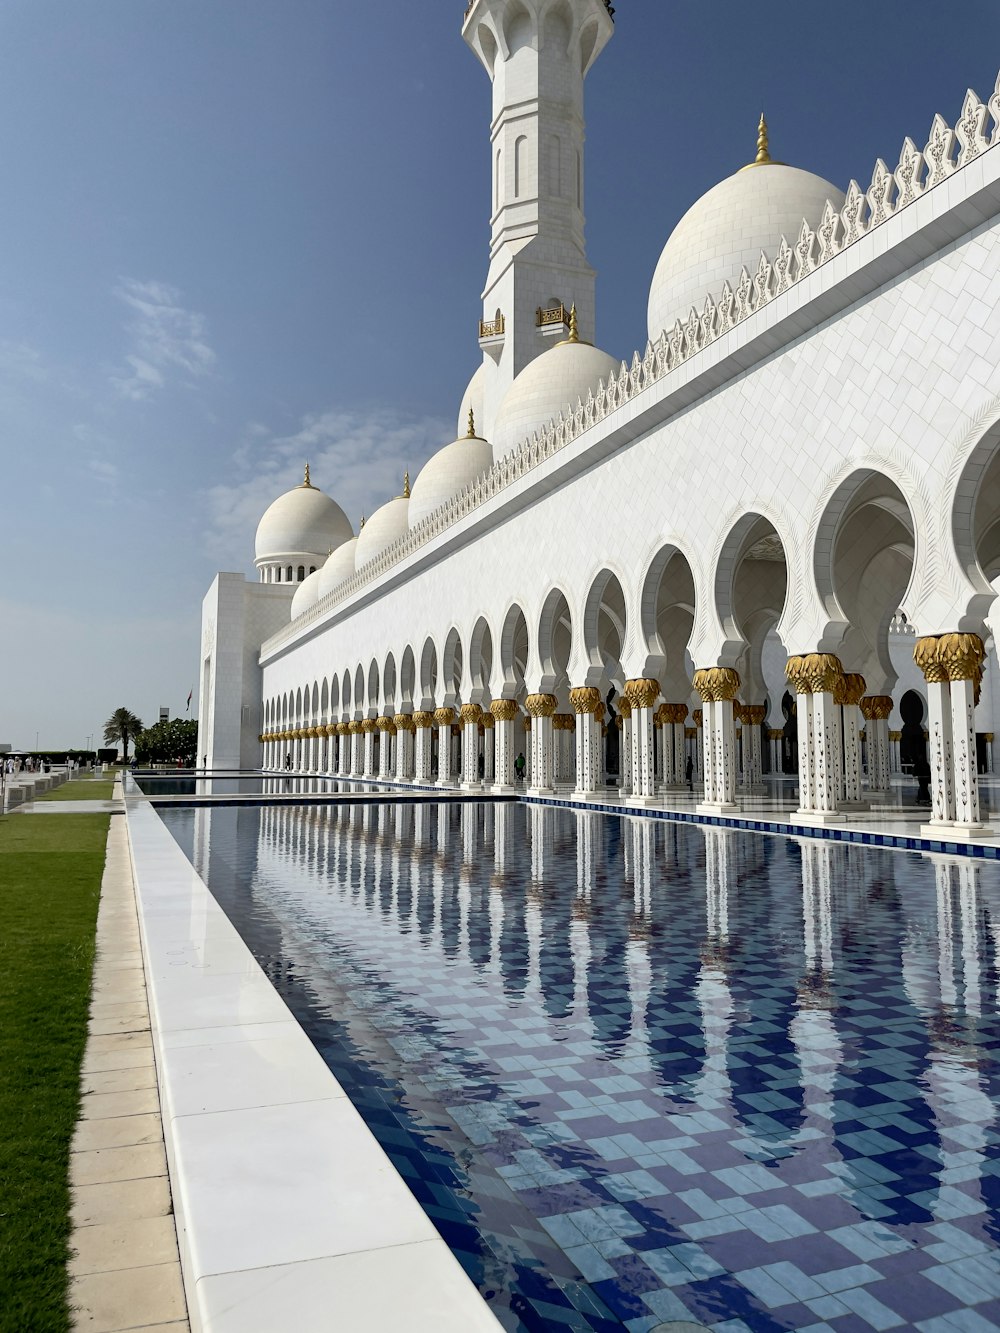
(301, 461), (314, 488)
(467, 408), (476, 438)
(567, 304), (580, 343)
(402, 470), (410, 498)
(754, 113), (771, 166)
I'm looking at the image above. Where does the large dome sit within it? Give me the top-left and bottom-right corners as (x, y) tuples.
(409, 425), (493, 529)
(354, 493), (410, 568)
(290, 568), (322, 619)
(254, 467), (353, 569)
(492, 331), (618, 461)
(647, 149), (843, 343)
(317, 536), (358, 599)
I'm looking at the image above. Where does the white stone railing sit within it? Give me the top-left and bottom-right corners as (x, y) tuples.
(263, 75), (1000, 656)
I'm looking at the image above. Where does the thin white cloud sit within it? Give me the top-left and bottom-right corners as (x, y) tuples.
(111, 278), (215, 401)
(202, 406), (452, 569)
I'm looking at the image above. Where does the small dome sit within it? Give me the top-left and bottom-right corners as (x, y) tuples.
(457, 362), (487, 440)
(290, 568), (322, 619)
(492, 326), (618, 461)
(318, 536), (358, 599)
(254, 466), (353, 567)
(355, 494), (410, 568)
(647, 140), (843, 341)
(409, 422), (493, 528)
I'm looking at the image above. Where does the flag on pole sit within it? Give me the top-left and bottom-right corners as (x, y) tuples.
(186, 688), (193, 712)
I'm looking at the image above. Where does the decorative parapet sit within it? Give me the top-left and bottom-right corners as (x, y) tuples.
(536, 303), (570, 329)
(262, 73), (1000, 658)
(478, 311), (505, 339)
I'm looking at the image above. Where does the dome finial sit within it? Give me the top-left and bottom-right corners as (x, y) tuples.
(567, 304), (580, 343)
(467, 408), (476, 438)
(301, 461), (315, 489)
(360, 513), (366, 528)
(754, 113), (771, 166)
(403, 470), (411, 498)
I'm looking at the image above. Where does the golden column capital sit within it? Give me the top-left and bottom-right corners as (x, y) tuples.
(393, 713), (415, 732)
(670, 703), (689, 724)
(348, 720), (362, 734)
(734, 702), (747, 724)
(376, 716), (395, 734)
(555, 713), (575, 731)
(692, 708), (703, 727)
(889, 729), (902, 742)
(361, 719), (377, 734)
(570, 686), (602, 715)
(459, 703), (483, 726)
(654, 703), (669, 725)
(624, 677), (660, 710)
(490, 698), (519, 722)
(840, 672), (867, 706)
(616, 695), (632, 718)
(323, 723), (337, 737)
(787, 652), (843, 695)
(336, 722), (349, 736)
(412, 710), (435, 729)
(937, 631), (985, 682)
(481, 713), (495, 729)
(693, 667), (741, 702)
(768, 727), (783, 740)
(860, 694), (893, 721)
(523, 716), (532, 731)
(433, 707), (455, 726)
(525, 693), (557, 718)
(914, 636), (947, 682)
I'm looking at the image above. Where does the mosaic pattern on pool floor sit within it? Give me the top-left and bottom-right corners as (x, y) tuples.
(161, 801), (1000, 1332)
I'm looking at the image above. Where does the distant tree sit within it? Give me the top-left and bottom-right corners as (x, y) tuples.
(103, 708), (144, 763)
(134, 719), (198, 766)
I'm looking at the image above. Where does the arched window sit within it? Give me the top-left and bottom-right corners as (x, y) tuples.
(286, 566), (293, 581)
(274, 567), (281, 583)
(297, 566), (305, 582)
(309, 566), (316, 575)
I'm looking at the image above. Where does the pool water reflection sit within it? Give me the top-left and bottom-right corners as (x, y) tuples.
(159, 802), (1000, 1332)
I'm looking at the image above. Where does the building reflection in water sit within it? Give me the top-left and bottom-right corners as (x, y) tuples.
(174, 797), (1000, 1316)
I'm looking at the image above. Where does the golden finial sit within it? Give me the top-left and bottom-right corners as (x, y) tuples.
(567, 304), (580, 343)
(403, 470), (411, 498)
(755, 113), (771, 165)
(467, 408), (476, 438)
(301, 461), (314, 488)
(360, 514), (366, 528)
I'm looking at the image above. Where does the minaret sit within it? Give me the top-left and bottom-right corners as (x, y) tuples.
(463, 0), (615, 438)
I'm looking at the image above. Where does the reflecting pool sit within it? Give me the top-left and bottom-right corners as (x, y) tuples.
(160, 801), (1000, 1332)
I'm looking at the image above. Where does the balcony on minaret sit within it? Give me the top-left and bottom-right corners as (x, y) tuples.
(478, 309), (506, 361)
(536, 303), (570, 341)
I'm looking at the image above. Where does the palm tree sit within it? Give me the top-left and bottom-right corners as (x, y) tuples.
(103, 708), (144, 764)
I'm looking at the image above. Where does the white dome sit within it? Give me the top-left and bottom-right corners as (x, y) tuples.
(409, 430), (493, 529)
(254, 471), (353, 566)
(457, 362), (487, 440)
(355, 494), (410, 568)
(318, 536), (358, 599)
(492, 338), (619, 461)
(290, 568), (322, 619)
(647, 162), (844, 343)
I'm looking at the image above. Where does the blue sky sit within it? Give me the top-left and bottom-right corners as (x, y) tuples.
(4, 0), (1000, 748)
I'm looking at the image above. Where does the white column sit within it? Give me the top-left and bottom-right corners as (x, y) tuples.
(337, 729), (349, 777)
(435, 709), (456, 786)
(926, 680), (956, 825)
(460, 705), (482, 789)
(626, 680), (659, 805)
(483, 721), (495, 782)
(714, 697), (738, 808)
(571, 688), (602, 796)
(491, 701), (518, 790)
(842, 704), (863, 803)
(414, 716), (434, 784)
(673, 719), (687, 788)
(619, 708), (633, 792)
(950, 675), (983, 829)
(363, 724), (376, 778)
(526, 695), (556, 795)
(812, 690), (840, 815)
(395, 720), (414, 782)
(378, 723), (393, 779)
(524, 721), (532, 785)
(701, 704), (717, 804)
(352, 727), (364, 777)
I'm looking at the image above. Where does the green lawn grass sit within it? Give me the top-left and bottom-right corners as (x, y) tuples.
(36, 779), (116, 802)
(0, 813), (109, 1332)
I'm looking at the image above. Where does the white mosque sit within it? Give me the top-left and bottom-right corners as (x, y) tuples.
(198, 0), (1000, 837)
